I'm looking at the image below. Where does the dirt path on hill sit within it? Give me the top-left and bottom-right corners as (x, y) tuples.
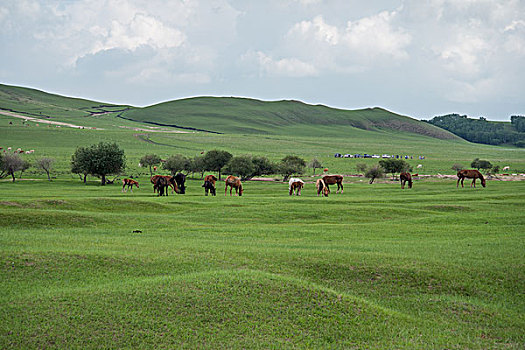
(0, 110), (101, 129)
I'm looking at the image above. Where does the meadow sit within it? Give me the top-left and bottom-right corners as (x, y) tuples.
(1, 84), (524, 348)
(1, 177), (524, 348)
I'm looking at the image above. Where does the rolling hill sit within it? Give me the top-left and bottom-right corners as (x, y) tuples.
(0, 84), (457, 139)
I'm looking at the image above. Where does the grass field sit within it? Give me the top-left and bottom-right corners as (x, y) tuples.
(1, 178), (524, 348)
(1, 84), (524, 348)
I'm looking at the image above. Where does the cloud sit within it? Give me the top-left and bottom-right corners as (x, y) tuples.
(242, 51), (318, 77)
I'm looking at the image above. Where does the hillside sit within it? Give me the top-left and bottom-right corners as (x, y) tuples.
(121, 96), (458, 139)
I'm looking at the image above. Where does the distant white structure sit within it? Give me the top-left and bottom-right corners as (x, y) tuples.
(417, 164), (423, 168)
(503, 166), (510, 171)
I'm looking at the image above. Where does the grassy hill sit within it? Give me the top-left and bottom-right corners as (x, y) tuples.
(121, 96), (458, 138)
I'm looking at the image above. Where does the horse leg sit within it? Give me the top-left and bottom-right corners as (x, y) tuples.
(122, 184), (126, 192)
(461, 178), (465, 188)
(401, 180), (405, 189)
(339, 182), (343, 194)
(472, 178), (476, 188)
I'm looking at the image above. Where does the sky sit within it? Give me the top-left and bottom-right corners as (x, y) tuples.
(1, 0), (524, 121)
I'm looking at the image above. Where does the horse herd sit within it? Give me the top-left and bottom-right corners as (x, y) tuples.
(120, 169), (486, 196)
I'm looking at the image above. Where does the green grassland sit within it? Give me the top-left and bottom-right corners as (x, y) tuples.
(1, 84), (524, 348)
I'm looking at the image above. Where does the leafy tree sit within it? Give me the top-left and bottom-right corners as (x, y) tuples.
(140, 154), (162, 176)
(189, 155), (206, 179)
(1, 153), (25, 182)
(163, 154), (190, 175)
(71, 146), (92, 183)
(451, 163), (464, 172)
(72, 142), (126, 185)
(18, 159), (31, 179)
(471, 158), (492, 172)
(279, 155), (306, 181)
(203, 150), (232, 180)
(356, 163), (368, 174)
(511, 115), (525, 132)
(379, 159), (411, 180)
(36, 157), (55, 181)
(251, 156), (276, 179)
(365, 165), (384, 184)
(308, 158), (322, 175)
(224, 155), (255, 180)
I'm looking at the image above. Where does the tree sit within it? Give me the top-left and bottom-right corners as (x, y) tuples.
(1, 153), (25, 182)
(471, 158), (492, 173)
(379, 159), (411, 180)
(203, 150), (232, 180)
(308, 158), (322, 175)
(18, 159), (31, 179)
(250, 156), (276, 179)
(163, 154), (190, 175)
(71, 146), (92, 183)
(355, 163), (368, 174)
(189, 155), (206, 179)
(36, 157), (55, 181)
(140, 154), (161, 176)
(451, 163), (463, 172)
(224, 155), (255, 180)
(365, 165), (384, 184)
(279, 155), (306, 181)
(72, 142), (126, 185)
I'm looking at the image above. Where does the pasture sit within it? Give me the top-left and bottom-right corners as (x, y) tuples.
(1, 177), (524, 348)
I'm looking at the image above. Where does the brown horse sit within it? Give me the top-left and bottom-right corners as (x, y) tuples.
(122, 178), (139, 192)
(322, 175), (344, 194)
(203, 174), (218, 196)
(225, 175), (243, 196)
(457, 169), (486, 188)
(288, 178), (304, 196)
(316, 178), (329, 197)
(400, 172), (412, 189)
(151, 175), (179, 196)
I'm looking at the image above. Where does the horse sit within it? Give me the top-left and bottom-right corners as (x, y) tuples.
(400, 172), (413, 189)
(202, 174), (217, 196)
(316, 178), (329, 197)
(288, 177), (304, 196)
(151, 175), (179, 196)
(174, 173), (186, 194)
(322, 175), (343, 194)
(122, 178), (139, 192)
(457, 169), (486, 188)
(225, 175), (243, 196)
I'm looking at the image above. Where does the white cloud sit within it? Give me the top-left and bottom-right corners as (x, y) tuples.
(243, 51), (318, 77)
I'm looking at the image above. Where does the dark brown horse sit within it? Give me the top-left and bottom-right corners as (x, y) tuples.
(203, 174), (218, 196)
(457, 169), (486, 188)
(225, 175), (243, 196)
(122, 178), (139, 192)
(400, 172), (412, 189)
(316, 178), (329, 197)
(151, 175), (179, 196)
(322, 175), (343, 194)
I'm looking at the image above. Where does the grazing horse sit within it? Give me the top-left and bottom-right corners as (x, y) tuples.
(122, 178), (139, 192)
(322, 175), (344, 194)
(457, 169), (486, 188)
(400, 172), (413, 189)
(288, 177), (304, 196)
(202, 174), (217, 196)
(174, 173), (186, 194)
(316, 178), (329, 197)
(151, 175), (179, 196)
(225, 175), (243, 196)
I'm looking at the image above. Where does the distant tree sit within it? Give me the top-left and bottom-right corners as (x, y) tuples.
(471, 158), (492, 173)
(71, 146), (92, 183)
(1, 153), (25, 182)
(140, 154), (162, 176)
(72, 142), (126, 185)
(511, 115), (525, 132)
(279, 155), (306, 181)
(163, 154), (190, 176)
(379, 159), (411, 180)
(203, 150), (232, 180)
(189, 155), (206, 179)
(18, 159), (31, 179)
(36, 157), (55, 181)
(356, 163), (368, 174)
(365, 165), (384, 184)
(308, 158), (322, 175)
(224, 155), (255, 180)
(251, 156), (276, 179)
(451, 163), (464, 172)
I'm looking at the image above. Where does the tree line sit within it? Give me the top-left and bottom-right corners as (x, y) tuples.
(426, 114), (525, 147)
